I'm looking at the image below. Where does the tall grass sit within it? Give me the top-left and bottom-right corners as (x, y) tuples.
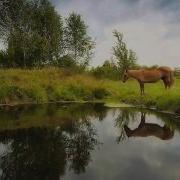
(0, 68), (112, 103)
(0, 68), (179, 113)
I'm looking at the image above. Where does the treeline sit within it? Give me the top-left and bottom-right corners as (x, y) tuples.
(0, 0), (94, 69)
(0, 0), (139, 79)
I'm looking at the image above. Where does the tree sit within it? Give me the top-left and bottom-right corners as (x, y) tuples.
(0, 50), (9, 67)
(0, 0), (24, 39)
(0, 0), (25, 67)
(56, 55), (76, 69)
(30, 0), (64, 66)
(112, 30), (137, 75)
(0, 0), (64, 68)
(64, 12), (94, 67)
(0, 1), (95, 69)
(91, 59), (120, 80)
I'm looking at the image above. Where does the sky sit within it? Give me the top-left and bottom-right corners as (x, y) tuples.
(51, 0), (180, 67)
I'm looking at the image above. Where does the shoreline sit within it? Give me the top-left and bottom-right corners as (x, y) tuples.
(0, 68), (179, 116)
(0, 100), (179, 117)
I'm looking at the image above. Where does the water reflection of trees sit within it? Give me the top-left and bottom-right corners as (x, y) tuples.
(0, 125), (96, 180)
(1, 103), (179, 179)
(0, 103), (107, 180)
(0, 103), (108, 129)
(0, 128), (67, 180)
(114, 108), (138, 142)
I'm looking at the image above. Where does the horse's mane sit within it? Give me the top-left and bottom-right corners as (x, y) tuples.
(158, 66), (173, 72)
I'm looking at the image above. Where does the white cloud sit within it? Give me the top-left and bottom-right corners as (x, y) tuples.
(96, 15), (180, 67)
(39, 1), (180, 67)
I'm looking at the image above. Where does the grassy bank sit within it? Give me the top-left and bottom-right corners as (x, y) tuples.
(0, 68), (116, 104)
(0, 68), (180, 113)
(113, 79), (180, 113)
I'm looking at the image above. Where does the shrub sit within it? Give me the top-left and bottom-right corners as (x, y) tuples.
(92, 88), (109, 99)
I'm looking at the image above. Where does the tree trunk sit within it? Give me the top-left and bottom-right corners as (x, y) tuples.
(23, 48), (26, 68)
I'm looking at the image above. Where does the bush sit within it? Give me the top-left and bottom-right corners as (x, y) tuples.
(56, 55), (76, 69)
(90, 60), (120, 80)
(92, 88), (109, 99)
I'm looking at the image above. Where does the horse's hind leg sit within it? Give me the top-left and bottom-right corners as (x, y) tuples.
(139, 83), (142, 95)
(124, 125), (133, 137)
(162, 79), (168, 89)
(163, 77), (171, 89)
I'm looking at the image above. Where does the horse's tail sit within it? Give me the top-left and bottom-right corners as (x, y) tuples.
(158, 66), (174, 88)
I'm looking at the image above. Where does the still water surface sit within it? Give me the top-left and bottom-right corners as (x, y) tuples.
(0, 103), (180, 180)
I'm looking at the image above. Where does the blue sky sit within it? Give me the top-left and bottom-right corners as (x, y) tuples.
(51, 0), (180, 67)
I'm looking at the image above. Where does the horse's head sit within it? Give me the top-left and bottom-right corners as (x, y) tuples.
(122, 69), (129, 83)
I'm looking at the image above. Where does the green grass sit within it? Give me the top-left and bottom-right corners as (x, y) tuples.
(0, 68), (179, 113)
(105, 78), (180, 113)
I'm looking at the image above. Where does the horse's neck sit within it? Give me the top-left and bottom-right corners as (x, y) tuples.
(128, 70), (140, 80)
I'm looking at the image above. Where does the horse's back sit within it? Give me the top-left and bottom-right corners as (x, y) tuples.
(158, 66), (173, 73)
(141, 69), (162, 82)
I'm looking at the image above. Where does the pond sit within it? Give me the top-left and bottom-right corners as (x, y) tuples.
(0, 103), (180, 180)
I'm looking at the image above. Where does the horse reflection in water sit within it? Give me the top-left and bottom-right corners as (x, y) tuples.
(124, 112), (174, 140)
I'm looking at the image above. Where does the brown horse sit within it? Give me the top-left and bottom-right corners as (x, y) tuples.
(122, 66), (174, 95)
(124, 112), (174, 140)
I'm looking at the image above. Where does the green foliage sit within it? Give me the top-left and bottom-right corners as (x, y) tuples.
(112, 30), (137, 75)
(0, 2), (95, 69)
(56, 55), (76, 69)
(92, 88), (109, 99)
(64, 12), (95, 66)
(90, 60), (120, 80)
(0, 50), (9, 67)
(30, 0), (64, 65)
(139, 64), (159, 69)
(0, 0), (64, 68)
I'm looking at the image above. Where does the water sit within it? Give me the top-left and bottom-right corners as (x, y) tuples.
(0, 103), (180, 180)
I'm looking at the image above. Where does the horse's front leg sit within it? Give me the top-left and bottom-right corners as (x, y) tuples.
(142, 83), (145, 95)
(139, 82), (144, 95)
(138, 112), (146, 128)
(139, 83), (142, 95)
